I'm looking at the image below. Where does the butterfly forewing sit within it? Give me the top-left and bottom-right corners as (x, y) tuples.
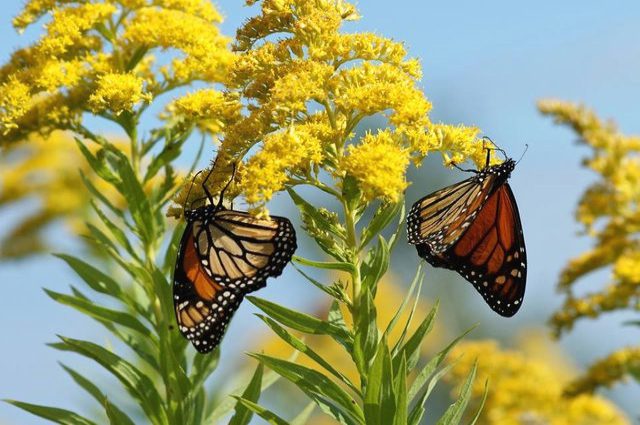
(408, 159), (526, 316)
(174, 207), (296, 353)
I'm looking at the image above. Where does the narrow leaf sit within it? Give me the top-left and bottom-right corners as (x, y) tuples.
(467, 380), (489, 425)
(104, 399), (136, 425)
(231, 397), (289, 425)
(50, 336), (167, 424)
(394, 301), (440, 370)
(293, 255), (355, 273)
(45, 290), (152, 338)
(229, 363), (263, 425)
(54, 254), (122, 297)
(250, 353), (364, 423)
(258, 314), (359, 394)
(4, 400), (97, 425)
(436, 362), (478, 425)
(248, 297), (352, 348)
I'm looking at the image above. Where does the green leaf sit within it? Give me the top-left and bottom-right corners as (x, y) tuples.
(360, 236), (390, 294)
(342, 174), (362, 212)
(353, 288), (377, 378)
(364, 336), (395, 425)
(384, 264), (423, 337)
(291, 402), (317, 425)
(360, 200), (402, 249)
(288, 188), (346, 239)
(80, 171), (124, 218)
(257, 314), (359, 394)
(393, 301), (439, 371)
(229, 363), (263, 425)
(190, 347), (220, 390)
(408, 362), (456, 425)
(250, 353), (364, 424)
(89, 200), (139, 260)
(294, 255), (355, 273)
(4, 400), (97, 425)
(144, 139), (183, 183)
(294, 265), (349, 303)
(50, 336), (167, 424)
(436, 362), (478, 425)
(75, 139), (120, 186)
(55, 254), (122, 297)
(45, 290), (152, 338)
(104, 398), (136, 425)
(248, 297), (352, 350)
(231, 398), (289, 425)
(206, 351), (295, 422)
(467, 380), (488, 425)
(393, 355), (408, 425)
(408, 328), (474, 402)
(164, 223), (185, 272)
(60, 363), (105, 404)
(391, 276), (427, 358)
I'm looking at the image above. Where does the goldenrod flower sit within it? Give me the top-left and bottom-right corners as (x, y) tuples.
(89, 72), (151, 115)
(447, 336), (629, 425)
(242, 126), (323, 206)
(173, 0), (489, 214)
(540, 99), (640, 396)
(565, 348), (640, 396)
(339, 130), (410, 202)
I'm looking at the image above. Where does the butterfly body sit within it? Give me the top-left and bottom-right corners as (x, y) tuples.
(174, 204), (296, 353)
(407, 158), (526, 317)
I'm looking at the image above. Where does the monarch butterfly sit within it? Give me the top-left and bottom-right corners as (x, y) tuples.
(407, 146), (526, 317)
(173, 166), (297, 353)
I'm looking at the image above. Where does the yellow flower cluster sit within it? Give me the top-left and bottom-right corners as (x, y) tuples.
(171, 0), (489, 213)
(339, 130), (410, 202)
(565, 348), (640, 396)
(89, 73), (151, 115)
(539, 101), (640, 323)
(164, 89), (242, 134)
(0, 0), (232, 144)
(447, 337), (629, 425)
(540, 99), (640, 394)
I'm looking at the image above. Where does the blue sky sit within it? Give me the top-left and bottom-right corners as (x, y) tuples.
(1, 1), (640, 423)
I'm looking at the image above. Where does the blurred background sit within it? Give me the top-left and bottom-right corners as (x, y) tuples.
(1, 1), (639, 423)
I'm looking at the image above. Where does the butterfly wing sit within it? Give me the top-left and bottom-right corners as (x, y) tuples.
(416, 184), (526, 316)
(193, 210), (297, 292)
(174, 223), (242, 353)
(407, 175), (494, 253)
(173, 210), (296, 353)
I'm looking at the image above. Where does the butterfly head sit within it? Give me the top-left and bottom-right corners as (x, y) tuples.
(480, 158), (515, 181)
(184, 204), (225, 222)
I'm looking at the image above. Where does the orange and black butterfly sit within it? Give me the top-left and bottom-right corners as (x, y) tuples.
(407, 147), (526, 317)
(173, 167), (297, 353)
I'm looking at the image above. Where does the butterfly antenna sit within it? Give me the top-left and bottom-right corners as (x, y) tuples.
(184, 169), (205, 211)
(217, 162), (237, 208)
(482, 136), (508, 160)
(201, 165), (216, 206)
(515, 144), (529, 165)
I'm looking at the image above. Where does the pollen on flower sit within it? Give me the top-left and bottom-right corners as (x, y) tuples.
(339, 130), (410, 203)
(89, 73), (152, 115)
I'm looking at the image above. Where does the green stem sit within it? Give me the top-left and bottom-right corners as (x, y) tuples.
(343, 197), (362, 320)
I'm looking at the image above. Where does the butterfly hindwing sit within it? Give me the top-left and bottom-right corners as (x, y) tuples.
(173, 207), (296, 353)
